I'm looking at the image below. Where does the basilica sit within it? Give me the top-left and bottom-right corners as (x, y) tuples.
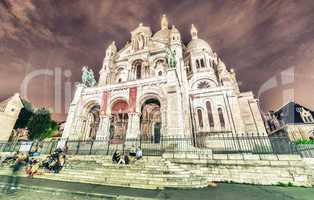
(62, 15), (266, 143)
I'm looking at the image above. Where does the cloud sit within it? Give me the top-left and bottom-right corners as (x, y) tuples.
(0, 0), (314, 120)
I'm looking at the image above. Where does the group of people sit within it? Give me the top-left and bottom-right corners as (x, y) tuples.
(112, 146), (143, 165)
(0, 147), (66, 178)
(41, 148), (66, 173)
(25, 148), (66, 177)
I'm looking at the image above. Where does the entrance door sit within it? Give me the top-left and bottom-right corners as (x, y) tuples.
(110, 100), (129, 144)
(154, 122), (161, 144)
(140, 98), (161, 142)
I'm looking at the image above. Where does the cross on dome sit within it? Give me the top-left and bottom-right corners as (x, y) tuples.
(191, 24), (198, 39)
(161, 14), (169, 30)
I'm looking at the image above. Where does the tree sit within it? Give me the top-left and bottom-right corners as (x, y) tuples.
(14, 99), (34, 129)
(27, 108), (53, 140)
(41, 120), (59, 139)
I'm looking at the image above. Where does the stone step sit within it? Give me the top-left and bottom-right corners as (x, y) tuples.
(50, 172), (202, 183)
(0, 156), (210, 190)
(40, 173), (162, 190)
(65, 163), (186, 172)
(42, 172), (207, 188)
(61, 169), (194, 177)
(65, 162), (186, 170)
(68, 161), (168, 168)
(67, 156), (163, 162)
(61, 168), (193, 178)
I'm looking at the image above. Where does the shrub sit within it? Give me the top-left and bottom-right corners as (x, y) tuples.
(295, 139), (314, 145)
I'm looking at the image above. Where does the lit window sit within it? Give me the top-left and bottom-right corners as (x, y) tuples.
(206, 101), (214, 128)
(218, 108), (225, 128)
(196, 60), (200, 68)
(200, 59), (205, 68)
(136, 63), (141, 79)
(197, 109), (203, 128)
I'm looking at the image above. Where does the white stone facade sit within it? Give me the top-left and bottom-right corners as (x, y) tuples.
(62, 15), (266, 143)
(0, 93), (23, 142)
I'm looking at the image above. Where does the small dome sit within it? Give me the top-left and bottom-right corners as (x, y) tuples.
(152, 29), (170, 43)
(171, 25), (179, 34)
(187, 38), (213, 54)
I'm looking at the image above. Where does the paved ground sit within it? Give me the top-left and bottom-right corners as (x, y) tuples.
(0, 175), (313, 200)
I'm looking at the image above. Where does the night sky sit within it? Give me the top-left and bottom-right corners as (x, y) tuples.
(1, 0), (314, 121)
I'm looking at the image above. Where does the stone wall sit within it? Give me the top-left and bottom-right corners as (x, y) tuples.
(163, 152), (314, 187)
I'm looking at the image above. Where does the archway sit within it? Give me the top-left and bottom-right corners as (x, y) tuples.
(131, 59), (143, 80)
(82, 105), (100, 140)
(109, 100), (129, 143)
(140, 98), (161, 143)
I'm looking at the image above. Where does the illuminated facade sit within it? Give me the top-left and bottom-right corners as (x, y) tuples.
(62, 15), (266, 143)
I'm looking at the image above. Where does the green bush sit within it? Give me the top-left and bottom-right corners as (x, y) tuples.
(295, 139), (314, 145)
(277, 182), (294, 187)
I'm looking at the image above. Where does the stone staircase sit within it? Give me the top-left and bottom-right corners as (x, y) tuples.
(303, 158), (314, 184)
(0, 155), (209, 190)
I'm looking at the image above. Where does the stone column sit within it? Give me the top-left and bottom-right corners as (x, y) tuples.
(166, 69), (185, 137)
(62, 84), (85, 140)
(125, 112), (141, 146)
(96, 116), (110, 141)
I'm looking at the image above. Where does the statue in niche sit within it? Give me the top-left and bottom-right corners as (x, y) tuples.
(82, 66), (96, 87)
(133, 34), (146, 51)
(166, 48), (177, 68)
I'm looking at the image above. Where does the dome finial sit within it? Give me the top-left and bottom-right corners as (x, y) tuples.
(107, 41), (117, 53)
(191, 24), (198, 39)
(161, 14), (168, 30)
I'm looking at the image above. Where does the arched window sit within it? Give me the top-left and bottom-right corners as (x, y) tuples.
(218, 108), (225, 129)
(197, 109), (204, 128)
(158, 71), (162, 76)
(196, 60), (200, 68)
(206, 101), (214, 128)
(136, 63), (141, 79)
(200, 59), (205, 68)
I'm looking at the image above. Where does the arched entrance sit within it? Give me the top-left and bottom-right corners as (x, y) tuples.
(82, 105), (100, 140)
(109, 100), (129, 143)
(140, 98), (161, 143)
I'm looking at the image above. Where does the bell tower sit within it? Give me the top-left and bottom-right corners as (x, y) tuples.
(99, 41), (117, 86)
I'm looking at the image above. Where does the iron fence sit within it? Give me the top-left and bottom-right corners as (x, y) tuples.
(0, 133), (311, 157)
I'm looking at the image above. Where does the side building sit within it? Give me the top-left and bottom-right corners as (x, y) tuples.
(265, 102), (314, 141)
(0, 93), (24, 142)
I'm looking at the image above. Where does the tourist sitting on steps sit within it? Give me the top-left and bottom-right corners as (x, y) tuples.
(117, 153), (130, 165)
(129, 145), (136, 157)
(136, 147), (142, 160)
(55, 154), (66, 173)
(0, 152), (17, 166)
(112, 150), (120, 163)
(30, 145), (41, 157)
(117, 154), (125, 165)
(41, 148), (66, 173)
(124, 153), (130, 165)
(25, 158), (41, 178)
